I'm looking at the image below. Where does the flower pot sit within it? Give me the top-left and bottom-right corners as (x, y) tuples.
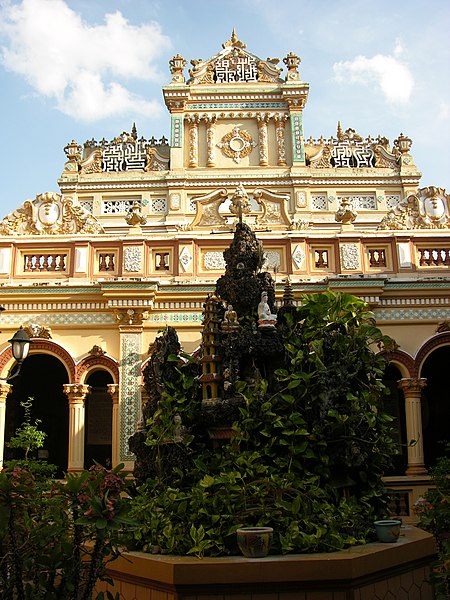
(374, 519), (401, 543)
(236, 526), (273, 558)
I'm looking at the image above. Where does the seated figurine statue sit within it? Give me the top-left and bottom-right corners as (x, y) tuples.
(222, 303), (239, 331)
(257, 292), (277, 327)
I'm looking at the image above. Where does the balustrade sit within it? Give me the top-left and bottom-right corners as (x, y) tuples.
(418, 247), (450, 267)
(368, 248), (387, 268)
(99, 253), (116, 271)
(314, 249), (329, 269)
(23, 253), (67, 272)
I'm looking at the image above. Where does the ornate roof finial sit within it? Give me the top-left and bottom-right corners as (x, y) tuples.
(223, 29), (246, 49)
(131, 123), (137, 140)
(337, 121), (343, 141)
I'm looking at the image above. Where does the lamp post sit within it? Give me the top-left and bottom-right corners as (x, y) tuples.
(0, 326), (31, 382)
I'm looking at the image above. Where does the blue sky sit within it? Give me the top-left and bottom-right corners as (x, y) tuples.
(0, 0), (449, 218)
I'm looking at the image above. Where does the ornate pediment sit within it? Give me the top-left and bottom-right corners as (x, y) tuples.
(187, 30), (283, 85)
(304, 123), (401, 170)
(0, 192), (104, 236)
(378, 186), (450, 230)
(186, 186), (292, 230)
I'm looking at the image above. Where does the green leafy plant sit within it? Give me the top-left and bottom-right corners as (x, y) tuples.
(415, 445), (450, 599)
(7, 397), (46, 460)
(130, 291), (396, 557)
(0, 462), (133, 599)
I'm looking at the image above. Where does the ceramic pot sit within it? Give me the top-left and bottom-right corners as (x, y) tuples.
(374, 519), (401, 543)
(236, 526), (273, 558)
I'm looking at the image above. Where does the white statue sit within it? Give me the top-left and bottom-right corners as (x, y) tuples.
(258, 291), (277, 327)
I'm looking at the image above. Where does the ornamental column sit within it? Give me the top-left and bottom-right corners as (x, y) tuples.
(115, 308), (148, 471)
(0, 383), (12, 469)
(257, 114), (269, 166)
(63, 383), (90, 473)
(274, 114), (288, 166)
(398, 378), (427, 476)
(107, 384), (119, 468)
(205, 115), (216, 167)
(187, 115), (199, 168)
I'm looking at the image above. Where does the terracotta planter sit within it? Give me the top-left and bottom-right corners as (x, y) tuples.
(236, 526), (273, 558)
(374, 519), (401, 543)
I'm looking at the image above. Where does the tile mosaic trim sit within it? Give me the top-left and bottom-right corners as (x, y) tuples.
(148, 313), (203, 323)
(291, 114), (304, 162)
(188, 102), (288, 109)
(119, 332), (141, 461)
(171, 116), (183, 148)
(0, 312), (115, 325)
(374, 308), (450, 321)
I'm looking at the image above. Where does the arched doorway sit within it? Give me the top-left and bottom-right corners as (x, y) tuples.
(421, 345), (450, 467)
(382, 364), (407, 475)
(84, 370), (113, 469)
(5, 354), (69, 477)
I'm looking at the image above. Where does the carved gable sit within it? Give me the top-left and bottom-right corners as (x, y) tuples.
(187, 30), (283, 86)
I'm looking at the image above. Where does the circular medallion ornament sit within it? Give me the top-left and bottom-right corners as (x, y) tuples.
(217, 126), (257, 163)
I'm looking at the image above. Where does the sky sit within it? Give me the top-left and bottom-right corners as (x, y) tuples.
(0, 0), (449, 218)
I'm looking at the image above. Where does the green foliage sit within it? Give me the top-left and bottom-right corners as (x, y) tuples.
(0, 462), (134, 599)
(7, 397), (46, 459)
(130, 291), (396, 557)
(416, 445), (450, 599)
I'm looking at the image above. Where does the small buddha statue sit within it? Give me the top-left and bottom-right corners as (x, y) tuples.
(222, 303), (239, 331)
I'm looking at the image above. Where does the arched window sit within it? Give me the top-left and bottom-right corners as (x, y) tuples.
(421, 346), (450, 467)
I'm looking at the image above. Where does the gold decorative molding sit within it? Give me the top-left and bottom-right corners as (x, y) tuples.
(0, 192), (104, 236)
(436, 320), (450, 333)
(398, 378), (427, 393)
(145, 147), (169, 171)
(23, 323), (52, 339)
(188, 188), (228, 229)
(63, 383), (90, 403)
(80, 148), (102, 174)
(88, 345), (106, 356)
(217, 127), (256, 163)
(378, 186), (450, 230)
(114, 308), (149, 326)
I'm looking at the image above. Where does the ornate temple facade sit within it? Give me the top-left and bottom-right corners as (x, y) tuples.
(0, 32), (449, 518)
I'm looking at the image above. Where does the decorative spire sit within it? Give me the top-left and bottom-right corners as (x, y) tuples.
(282, 278), (295, 307)
(131, 123), (137, 140)
(223, 29), (246, 49)
(337, 121), (343, 141)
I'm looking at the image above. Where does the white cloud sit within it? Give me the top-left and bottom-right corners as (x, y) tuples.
(438, 101), (450, 120)
(0, 0), (172, 122)
(333, 49), (414, 105)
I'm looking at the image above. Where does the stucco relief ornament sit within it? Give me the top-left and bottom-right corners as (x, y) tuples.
(335, 197), (357, 225)
(217, 127), (257, 163)
(340, 244), (360, 270)
(88, 345), (106, 356)
(23, 323), (52, 339)
(115, 308), (149, 326)
(229, 185), (252, 221)
(378, 187), (450, 230)
(125, 201), (147, 228)
(0, 192), (104, 235)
